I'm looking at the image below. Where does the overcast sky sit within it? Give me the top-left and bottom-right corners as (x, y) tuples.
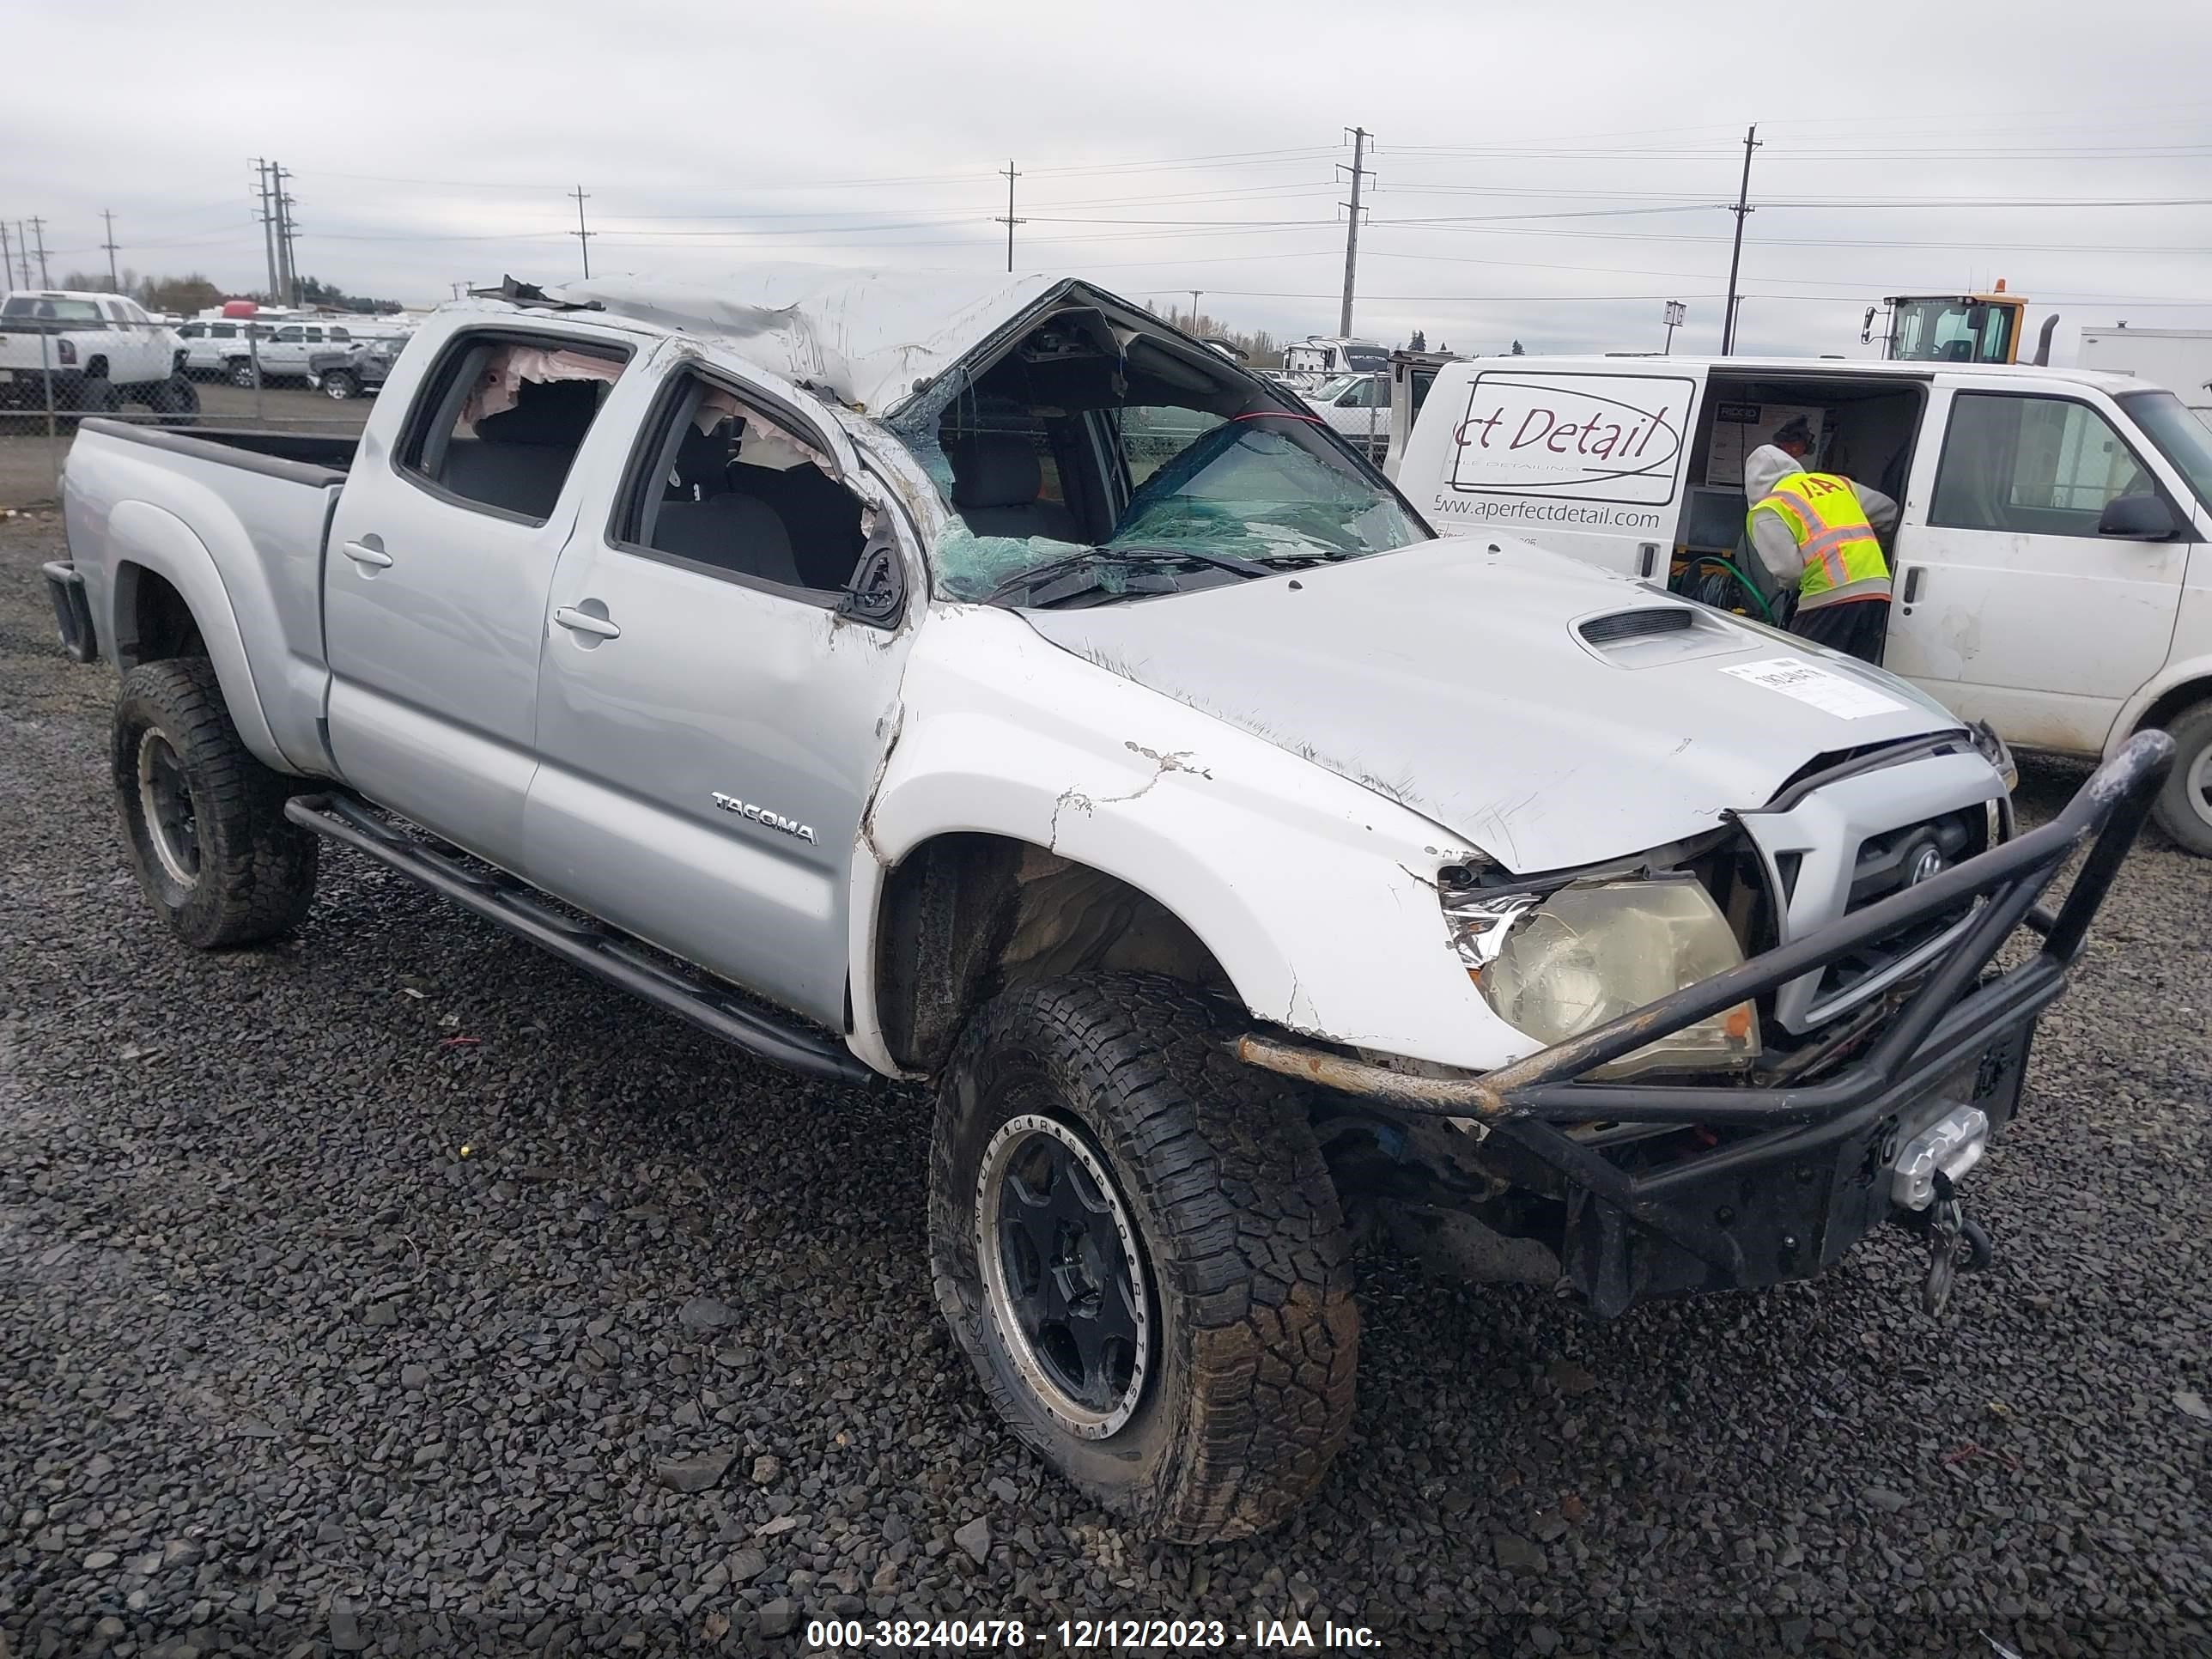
(3, 0), (2207, 361)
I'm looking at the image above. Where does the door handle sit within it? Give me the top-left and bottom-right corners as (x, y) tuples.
(1900, 567), (1923, 605)
(553, 605), (622, 640)
(340, 538), (392, 568)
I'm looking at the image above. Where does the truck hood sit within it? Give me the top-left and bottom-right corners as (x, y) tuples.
(1024, 537), (1969, 872)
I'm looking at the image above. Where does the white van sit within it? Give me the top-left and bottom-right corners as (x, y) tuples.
(1282, 336), (1390, 378)
(1395, 355), (2212, 852)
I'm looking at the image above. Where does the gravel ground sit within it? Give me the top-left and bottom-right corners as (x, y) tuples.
(1, 508), (2206, 1658)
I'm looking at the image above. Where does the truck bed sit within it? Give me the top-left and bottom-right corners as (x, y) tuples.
(87, 420), (360, 477)
(61, 418), (359, 779)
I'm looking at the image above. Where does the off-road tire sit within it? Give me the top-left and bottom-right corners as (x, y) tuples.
(70, 376), (121, 426)
(147, 374), (200, 425)
(929, 972), (1358, 1543)
(2149, 702), (2212, 857)
(112, 658), (318, 948)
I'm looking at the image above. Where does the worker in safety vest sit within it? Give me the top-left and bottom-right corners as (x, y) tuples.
(1742, 418), (1899, 664)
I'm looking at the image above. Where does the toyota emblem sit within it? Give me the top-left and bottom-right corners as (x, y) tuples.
(1905, 844), (1945, 886)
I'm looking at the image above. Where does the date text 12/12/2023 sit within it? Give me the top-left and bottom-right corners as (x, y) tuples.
(805, 1617), (1385, 1650)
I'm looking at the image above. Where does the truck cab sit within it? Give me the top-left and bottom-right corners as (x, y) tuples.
(1395, 354), (2212, 850)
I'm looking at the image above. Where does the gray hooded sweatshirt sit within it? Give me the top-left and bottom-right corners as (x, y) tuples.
(1742, 443), (1899, 611)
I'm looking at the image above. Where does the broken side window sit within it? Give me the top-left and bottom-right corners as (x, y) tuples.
(399, 335), (630, 525)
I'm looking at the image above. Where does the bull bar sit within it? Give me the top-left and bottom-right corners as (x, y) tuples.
(1238, 730), (2174, 1313)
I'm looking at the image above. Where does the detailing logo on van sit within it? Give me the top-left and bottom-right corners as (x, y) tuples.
(712, 792), (817, 845)
(1446, 372), (1696, 507)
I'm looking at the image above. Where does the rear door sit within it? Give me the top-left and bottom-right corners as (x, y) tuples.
(322, 320), (638, 862)
(1397, 362), (1704, 576)
(1883, 385), (2192, 751)
(524, 353), (913, 1024)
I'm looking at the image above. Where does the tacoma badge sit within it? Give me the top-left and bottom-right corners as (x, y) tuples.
(711, 792), (817, 844)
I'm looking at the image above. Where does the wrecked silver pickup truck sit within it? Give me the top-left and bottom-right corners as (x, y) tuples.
(46, 271), (2168, 1542)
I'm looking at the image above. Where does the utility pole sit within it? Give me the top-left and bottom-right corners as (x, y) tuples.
(452, 282), (466, 301)
(12, 221), (29, 288)
(1720, 124), (1759, 356)
(101, 210), (120, 292)
(252, 160), (279, 302)
(569, 185), (593, 279)
(1188, 291), (1203, 332)
(1338, 127), (1372, 338)
(27, 216), (50, 288)
(0, 222), (12, 293)
(273, 166), (299, 306)
(994, 161), (1024, 273)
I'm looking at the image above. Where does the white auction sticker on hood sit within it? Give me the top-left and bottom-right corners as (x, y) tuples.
(1719, 657), (1908, 720)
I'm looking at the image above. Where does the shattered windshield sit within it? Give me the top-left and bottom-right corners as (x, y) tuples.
(890, 309), (1430, 604)
(1104, 415), (1425, 565)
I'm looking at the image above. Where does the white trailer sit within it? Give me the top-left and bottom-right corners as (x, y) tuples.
(2077, 327), (2212, 422)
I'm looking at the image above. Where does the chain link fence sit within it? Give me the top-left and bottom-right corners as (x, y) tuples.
(1, 309), (385, 510)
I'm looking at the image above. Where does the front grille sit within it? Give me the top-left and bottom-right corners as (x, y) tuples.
(1814, 805), (1988, 1007)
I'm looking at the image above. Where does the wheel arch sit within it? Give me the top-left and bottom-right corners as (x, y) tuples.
(2109, 660), (2212, 758)
(862, 831), (1239, 1076)
(105, 509), (287, 770)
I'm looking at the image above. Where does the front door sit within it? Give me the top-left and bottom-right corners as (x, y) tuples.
(524, 360), (913, 1026)
(323, 322), (636, 862)
(1884, 387), (2191, 752)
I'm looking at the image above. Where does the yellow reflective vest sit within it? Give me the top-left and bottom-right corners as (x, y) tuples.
(1748, 471), (1890, 602)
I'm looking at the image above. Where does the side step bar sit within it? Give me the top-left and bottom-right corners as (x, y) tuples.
(285, 793), (875, 1085)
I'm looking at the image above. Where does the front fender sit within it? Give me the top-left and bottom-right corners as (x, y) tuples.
(850, 607), (1545, 1075)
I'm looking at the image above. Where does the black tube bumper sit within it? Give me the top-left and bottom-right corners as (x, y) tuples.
(1240, 731), (2174, 1315)
(41, 561), (97, 664)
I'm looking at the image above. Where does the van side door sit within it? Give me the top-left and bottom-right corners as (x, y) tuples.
(1882, 386), (2192, 752)
(523, 352), (915, 1026)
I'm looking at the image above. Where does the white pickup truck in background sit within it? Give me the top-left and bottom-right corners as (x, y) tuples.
(0, 290), (197, 422)
(1395, 354), (2212, 854)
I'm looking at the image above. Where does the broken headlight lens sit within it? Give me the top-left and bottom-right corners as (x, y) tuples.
(1453, 878), (1761, 1077)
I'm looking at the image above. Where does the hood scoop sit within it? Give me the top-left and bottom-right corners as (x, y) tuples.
(1579, 607), (1696, 646)
(1574, 603), (1741, 668)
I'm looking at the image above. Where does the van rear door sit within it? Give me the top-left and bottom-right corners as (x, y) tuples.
(1396, 361), (1705, 576)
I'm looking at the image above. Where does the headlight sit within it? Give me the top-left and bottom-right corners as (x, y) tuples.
(1448, 877), (1760, 1077)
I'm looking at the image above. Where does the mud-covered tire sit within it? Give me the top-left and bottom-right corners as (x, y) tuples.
(112, 658), (318, 948)
(147, 373), (200, 425)
(929, 973), (1358, 1543)
(80, 376), (121, 414)
(2149, 702), (2212, 857)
